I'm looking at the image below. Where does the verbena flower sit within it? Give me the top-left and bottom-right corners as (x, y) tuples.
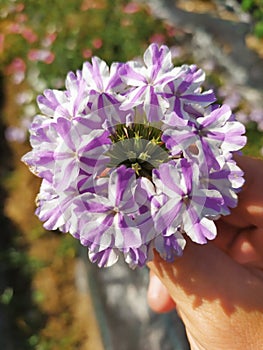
(22, 43), (247, 268)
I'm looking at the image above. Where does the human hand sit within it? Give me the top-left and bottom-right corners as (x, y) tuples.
(147, 155), (263, 350)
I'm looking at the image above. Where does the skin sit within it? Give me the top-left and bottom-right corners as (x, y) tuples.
(147, 155), (263, 350)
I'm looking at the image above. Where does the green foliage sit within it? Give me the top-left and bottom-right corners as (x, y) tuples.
(254, 19), (263, 37)
(56, 233), (79, 258)
(243, 122), (263, 157)
(1, 0), (175, 88)
(241, 0), (254, 11)
(0, 287), (14, 305)
(240, 0), (263, 37)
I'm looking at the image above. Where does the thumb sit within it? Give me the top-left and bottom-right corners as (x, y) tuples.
(147, 270), (176, 313)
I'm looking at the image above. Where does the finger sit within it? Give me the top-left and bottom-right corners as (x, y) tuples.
(148, 241), (263, 347)
(223, 155), (263, 228)
(214, 220), (238, 252)
(148, 241), (246, 313)
(147, 270), (176, 313)
(229, 227), (263, 270)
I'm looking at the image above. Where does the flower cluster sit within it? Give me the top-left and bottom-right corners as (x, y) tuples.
(22, 44), (246, 268)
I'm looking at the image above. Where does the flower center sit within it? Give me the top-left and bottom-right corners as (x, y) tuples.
(107, 123), (170, 179)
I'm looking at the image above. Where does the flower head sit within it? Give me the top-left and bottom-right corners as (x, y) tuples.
(22, 43), (246, 268)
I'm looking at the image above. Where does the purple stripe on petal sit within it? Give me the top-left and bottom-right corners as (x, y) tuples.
(184, 204), (200, 228)
(119, 64), (146, 85)
(91, 57), (106, 91)
(201, 105), (231, 129)
(119, 225), (142, 249)
(154, 232), (186, 262)
(77, 193), (112, 214)
(37, 89), (67, 116)
(124, 246), (148, 268)
(173, 97), (184, 119)
(107, 62), (124, 90)
(180, 159), (193, 194)
(89, 248), (119, 268)
(109, 166), (135, 207)
(182, 90), (216, 103)
(55, 118), (76, 150)
(154, 162), (184, 196)
(199, 218), (217, 240)
(204, 194), (223, 214)
(177, 79), (191, 94)
(80, 130), (111, 153)
(120, 86), (147, 110)
(201, 139), (221, 170)
(155, 198), (182, 233)
(186, 222), (208, 244)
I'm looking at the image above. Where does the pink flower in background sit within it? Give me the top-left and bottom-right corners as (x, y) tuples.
(22, 27), (38, 43)
(7, 22), (37, 44)
(8, 23), (21, 34)
(80, 0), (106, 11)
(5, 57), (26, 84)
(149, 33), (166, 45)
(6, 57), (26, 74)
(42, 32), (57, 47)
(16, 13), (28, 23)
(15, 3), (25, 12)
(82, 48), (93, 59)
(123, 2), (141, 14)
(92, 38), (103, 49)
(165, 24), (177, 38)
(28, 49), (55, 64)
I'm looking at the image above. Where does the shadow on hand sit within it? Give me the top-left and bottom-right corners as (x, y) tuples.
(151, 239), (263, 316)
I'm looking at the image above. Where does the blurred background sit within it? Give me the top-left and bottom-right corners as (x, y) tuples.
(0, 0), (262, 349)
